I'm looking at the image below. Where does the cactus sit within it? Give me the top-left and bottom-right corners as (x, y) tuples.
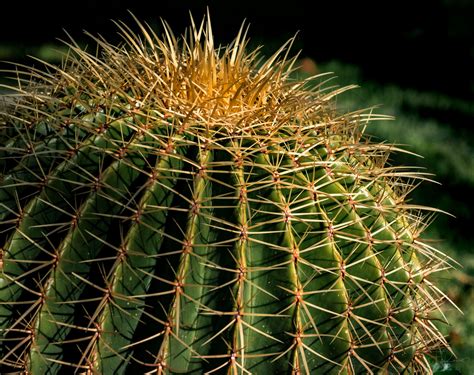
(0, 14), (456, 374)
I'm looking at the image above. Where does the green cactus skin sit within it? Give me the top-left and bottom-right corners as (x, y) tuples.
(0, 14), (455, 374)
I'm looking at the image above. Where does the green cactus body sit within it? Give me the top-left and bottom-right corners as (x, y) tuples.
(0, 15), (453, 374)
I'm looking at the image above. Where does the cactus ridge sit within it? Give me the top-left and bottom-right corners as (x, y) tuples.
(0, 14), (456, 374)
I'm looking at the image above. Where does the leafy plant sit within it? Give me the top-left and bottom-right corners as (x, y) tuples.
(0, 14), (457, 374)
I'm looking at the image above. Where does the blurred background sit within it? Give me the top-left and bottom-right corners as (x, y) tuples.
(0, 1), (472, 372)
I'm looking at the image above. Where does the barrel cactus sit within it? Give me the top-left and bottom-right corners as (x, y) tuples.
(0, 14), (455, 374)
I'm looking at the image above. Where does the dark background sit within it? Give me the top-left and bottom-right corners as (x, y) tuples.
(1, 0), (473, 99)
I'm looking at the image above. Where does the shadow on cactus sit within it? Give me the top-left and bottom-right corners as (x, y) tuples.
(0, 12), (459, 374)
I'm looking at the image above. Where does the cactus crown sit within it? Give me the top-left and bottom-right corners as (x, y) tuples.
(0, 13), (455, 374)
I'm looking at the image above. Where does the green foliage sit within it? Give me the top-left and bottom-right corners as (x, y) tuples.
(0, 16), (457, 373)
